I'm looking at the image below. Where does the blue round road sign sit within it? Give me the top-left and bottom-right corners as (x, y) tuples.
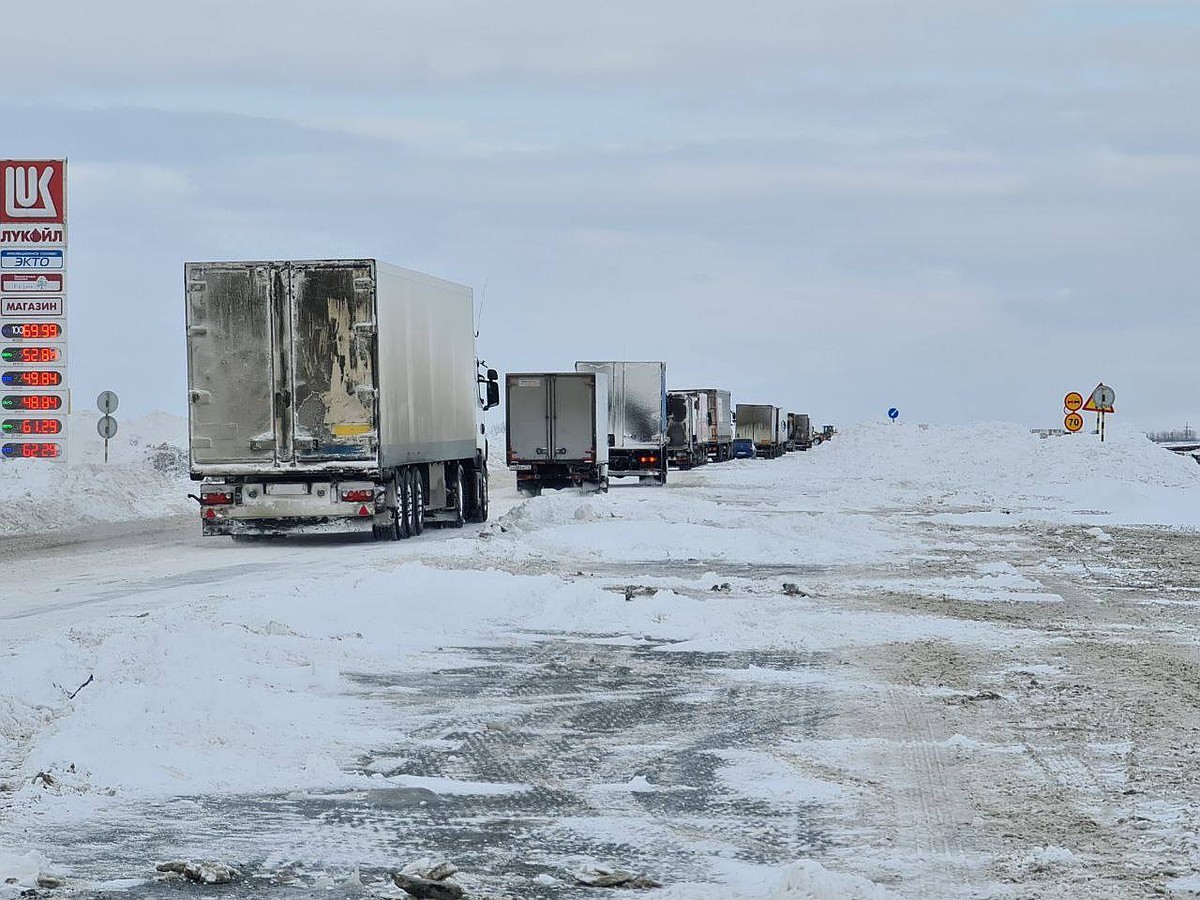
(887, 407), (899, 420)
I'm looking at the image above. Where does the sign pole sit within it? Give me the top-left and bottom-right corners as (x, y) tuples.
(96, 391), (118, 463)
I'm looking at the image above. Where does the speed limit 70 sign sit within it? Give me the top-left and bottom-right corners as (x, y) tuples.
(1064, 412), (1084, 433)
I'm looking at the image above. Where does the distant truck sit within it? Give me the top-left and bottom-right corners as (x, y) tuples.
(185, 259), (500, 541)
(575, 361), (668, 484)
(735, 404), (782, 459)
(678, 388), (733, 461)
(666, 391), (708, 469)
(787, 412), (813, 451)
(506, 372), (609, 495)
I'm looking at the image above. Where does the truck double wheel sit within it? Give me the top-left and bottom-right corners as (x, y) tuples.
(376, 468), (424, 541)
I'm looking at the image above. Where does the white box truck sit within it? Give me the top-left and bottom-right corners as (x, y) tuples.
(506, 372), (609, 495)
(678, 388), (733, 461)
(666, 390), (708, 469)
(575, 360), (668, 484)
(185, 259), (499, 541)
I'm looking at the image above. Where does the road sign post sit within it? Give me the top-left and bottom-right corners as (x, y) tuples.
(887, 407), (899, 422)
(1082, 383), (1116, 442)
(96, 391), (119, 463)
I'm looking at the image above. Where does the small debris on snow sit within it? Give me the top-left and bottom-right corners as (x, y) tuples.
(606, 585), (659, 601)
(573, 867), (662, 889)
(782, 583), (809, 597)
(154, 862), (188, 875)
(393, 859), (463, 899)
(1019, 845), (1077, 875)
(182, 862), (239, 884)
(392, 873), (463, 900)
(710, 582), (732, 592)
(35, 875), (65, 889)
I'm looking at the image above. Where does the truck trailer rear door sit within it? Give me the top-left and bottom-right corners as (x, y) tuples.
(185, 263), (286, 465)
(551, 375), (596, 462)
(507, 375), (551, 461)
(288, 261), (378, 462)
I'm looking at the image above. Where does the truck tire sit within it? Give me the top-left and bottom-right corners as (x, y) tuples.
(375, 473), (403, 541)
(466, 467), (488, 523)
(411, 468), (425, 536)
(398, 469), (415, 539)
(448, 463), (466, 528)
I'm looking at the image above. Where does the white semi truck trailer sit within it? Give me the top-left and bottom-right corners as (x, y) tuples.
(575, 360), (668, 485)
(678, 388), (733, 461)
(185, 259), (499, 541)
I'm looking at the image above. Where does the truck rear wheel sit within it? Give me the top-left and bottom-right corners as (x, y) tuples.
(447, 463), (466, 528)
(466, 467), (488, 523)
(375, 473), (404, 541)
(411, 469), (425, 535)
(398, 468), (417, 540)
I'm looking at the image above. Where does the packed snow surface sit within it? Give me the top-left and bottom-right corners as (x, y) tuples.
(2, 419), (1199, 898)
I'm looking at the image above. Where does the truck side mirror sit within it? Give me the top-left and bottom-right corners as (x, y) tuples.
(485, 380), (500, 410)
(487, 368), (499, 382)
(608, 433), (615, 447)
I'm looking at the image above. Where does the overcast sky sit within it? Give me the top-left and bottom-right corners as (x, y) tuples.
(5, 1), (1198, 429)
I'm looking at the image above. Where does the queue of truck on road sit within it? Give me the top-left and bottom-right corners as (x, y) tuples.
(184, 258), (827, 538)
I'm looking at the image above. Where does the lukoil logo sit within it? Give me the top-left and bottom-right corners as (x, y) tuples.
(1, 161), (65, 224)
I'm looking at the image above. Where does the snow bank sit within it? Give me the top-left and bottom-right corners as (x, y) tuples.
(807, 421), (1200, 527)
(0, 411), (191, 537)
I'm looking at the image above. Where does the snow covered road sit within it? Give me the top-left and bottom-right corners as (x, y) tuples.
(5, 423), (1200, 898)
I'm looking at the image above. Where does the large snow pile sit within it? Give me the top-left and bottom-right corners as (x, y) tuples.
(0, 411), (192, 537)
(801, 421), (1200, 527)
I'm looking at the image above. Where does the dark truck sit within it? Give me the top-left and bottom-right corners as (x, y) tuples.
(666, 391), (708, 469)
(735, 403), (782, 459)
(786, 412), (813, 451)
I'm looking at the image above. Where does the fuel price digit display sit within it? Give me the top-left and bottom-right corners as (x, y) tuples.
(2, 346), (62, 363)
(1, 442), (61, 459)
(2, 418), (62, 435)
(2, 371), (63, 387)
(2, 395), (63, 410)
(1, 323), (62, 339)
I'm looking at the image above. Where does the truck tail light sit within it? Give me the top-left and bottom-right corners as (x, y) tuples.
(340, 489), (374, 503)
(200, 491), (234, 505)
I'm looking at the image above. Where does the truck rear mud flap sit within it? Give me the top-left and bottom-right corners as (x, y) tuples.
(204, 516), (375, 538)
